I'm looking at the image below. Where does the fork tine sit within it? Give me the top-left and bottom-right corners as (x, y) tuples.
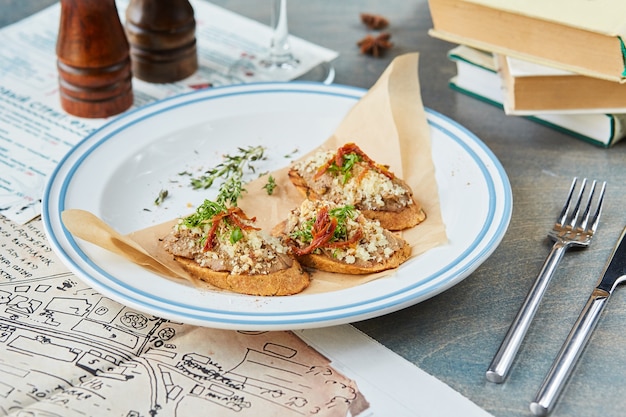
(557, 177), (578, 226)
(566, 177), (587, 228)
(577, 180), (597, 231)
(588, 181), (607, 234)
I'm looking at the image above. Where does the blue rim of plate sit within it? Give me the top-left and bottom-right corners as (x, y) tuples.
(42, 82), (512, 329)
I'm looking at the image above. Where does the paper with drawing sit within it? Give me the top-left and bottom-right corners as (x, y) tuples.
(0, 213), (494, 417)
(0, 215), (366, 416)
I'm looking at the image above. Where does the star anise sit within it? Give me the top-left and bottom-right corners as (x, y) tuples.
(360, 13), (389, 30)
(357, 32), (393, 57)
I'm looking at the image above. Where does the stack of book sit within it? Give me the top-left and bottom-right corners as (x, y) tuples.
(427, 0), (626, 147)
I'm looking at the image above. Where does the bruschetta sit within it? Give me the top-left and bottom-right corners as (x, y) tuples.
(288, 143), (426, 231)
(273, 199), (411, 274)
(163, 199), (310, 296)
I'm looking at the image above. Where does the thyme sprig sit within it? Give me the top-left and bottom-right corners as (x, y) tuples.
(189, 145), (267, 205)
(154, 189), (169, 206)
(263, 175), (276, 195)
(216, 175), (245, 206)
(190, 145), (266, 190)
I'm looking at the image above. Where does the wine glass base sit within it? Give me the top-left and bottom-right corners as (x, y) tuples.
(294, 61), (335, 84)
(228, 58), (335, 85)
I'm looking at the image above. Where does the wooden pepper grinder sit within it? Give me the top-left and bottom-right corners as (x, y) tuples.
(56, 0), (133, 118)
(125, 0), (198, 83)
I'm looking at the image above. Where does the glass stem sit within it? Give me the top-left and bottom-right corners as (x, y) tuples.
(268, 0), (296, 66)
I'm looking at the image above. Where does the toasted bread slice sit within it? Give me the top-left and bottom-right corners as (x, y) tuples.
(163, 200), (310, 296)
(173, 255), (309, 296)
(273, 199), (412, 275)
(288, 143), (426, 231)
(285, 235), (411, 274)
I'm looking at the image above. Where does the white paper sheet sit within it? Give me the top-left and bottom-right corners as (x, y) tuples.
(0, 0), (338, 224)
(297, 326), (494, 417)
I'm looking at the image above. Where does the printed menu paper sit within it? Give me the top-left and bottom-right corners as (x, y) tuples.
(0, 0), (338, 224)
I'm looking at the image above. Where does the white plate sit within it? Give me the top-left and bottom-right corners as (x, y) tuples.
(42, 82), (512, 330)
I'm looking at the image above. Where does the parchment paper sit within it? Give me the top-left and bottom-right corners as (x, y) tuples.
(63, 52), (448, 295)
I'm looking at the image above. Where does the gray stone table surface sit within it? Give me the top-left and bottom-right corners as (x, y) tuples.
(3, 1), (626, 416)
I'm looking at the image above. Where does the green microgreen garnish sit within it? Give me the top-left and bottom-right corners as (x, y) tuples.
(290, 205), (358, 244)
(329, 205), (357, 241)
(290, 218), (315, 242)
(327, 152), (362, 184)
(181, 199), (257, 250)
(182, 199), (227, 228)
(230, 227), (244, 244)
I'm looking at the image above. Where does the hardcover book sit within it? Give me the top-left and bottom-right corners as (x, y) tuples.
(496, 54), (626, 115)
(447, 45), (626, 147)
(429, 0), (626, 83)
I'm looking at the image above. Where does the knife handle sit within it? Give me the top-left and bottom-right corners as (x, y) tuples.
(486, 242), (568, 383)
(530, 289), (609, 416)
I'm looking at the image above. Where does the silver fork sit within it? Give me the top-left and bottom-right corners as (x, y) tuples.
(485, 177), (606, 384)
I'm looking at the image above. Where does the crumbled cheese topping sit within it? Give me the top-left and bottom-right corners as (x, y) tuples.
(164, 220), (290, 275)
(294, 149), (412, 210)
(286, 199), (396, 265)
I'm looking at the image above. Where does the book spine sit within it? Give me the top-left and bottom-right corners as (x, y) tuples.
(447, 49), (622, 147)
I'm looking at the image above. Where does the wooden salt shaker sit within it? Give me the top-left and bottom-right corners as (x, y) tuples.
(56, 0), (133, 118)
(125, 0), (198, 83)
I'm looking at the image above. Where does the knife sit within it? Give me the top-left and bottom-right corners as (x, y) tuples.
(530, 225), (626, 416)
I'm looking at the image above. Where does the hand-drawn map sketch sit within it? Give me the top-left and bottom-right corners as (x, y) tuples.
(0, 216), (369, 416)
